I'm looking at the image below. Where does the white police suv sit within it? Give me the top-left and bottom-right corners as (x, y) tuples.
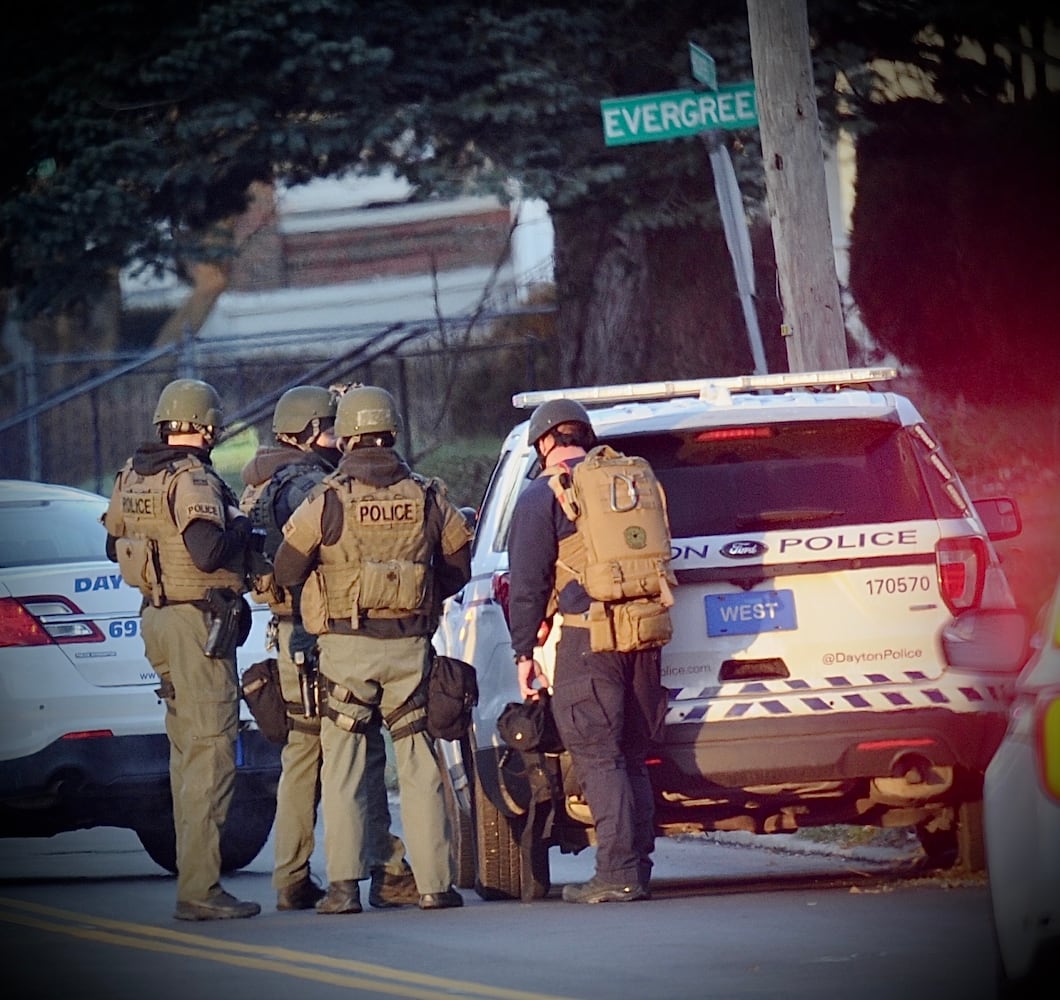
(0, 480), (281, 871)
(434, 369), (1028, 900)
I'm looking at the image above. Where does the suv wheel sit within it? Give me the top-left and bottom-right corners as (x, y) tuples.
(472, 767), (549, 901)
(136, 794), (277, 874)
(916, 793), (986, 874)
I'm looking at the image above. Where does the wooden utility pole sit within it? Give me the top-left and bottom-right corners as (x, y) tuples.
(746, 0), (848, 371)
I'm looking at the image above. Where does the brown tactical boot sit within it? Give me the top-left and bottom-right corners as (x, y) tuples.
(315, 880), (362, 914)
(276, 876), (326, 911)
(369, 867), (420, 909)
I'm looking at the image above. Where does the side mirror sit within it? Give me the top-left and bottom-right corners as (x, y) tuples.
(941, 608), (1029, 673)
(973, 497), (1022, 541)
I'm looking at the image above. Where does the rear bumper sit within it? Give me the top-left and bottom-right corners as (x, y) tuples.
(656, 705), (1007, 792)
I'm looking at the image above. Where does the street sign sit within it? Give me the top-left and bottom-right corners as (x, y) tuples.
(689, 43), (717, 90)
(600, 82), (758, 146)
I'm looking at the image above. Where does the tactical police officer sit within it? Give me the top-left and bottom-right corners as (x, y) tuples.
(103, 378), (260, 921)
(508, 399), (669, 903)
(239, 385), (418, 911)
(273, 385), (472, 913)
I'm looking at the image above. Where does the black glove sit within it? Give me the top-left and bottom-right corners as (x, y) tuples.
(289, 623), (317, 660)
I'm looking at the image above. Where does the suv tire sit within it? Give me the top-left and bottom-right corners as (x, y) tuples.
(471, 769), (549, 901)
(135, 794), (276, 874)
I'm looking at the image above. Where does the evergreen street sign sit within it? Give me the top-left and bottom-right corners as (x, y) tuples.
(600, 82), (757, 146)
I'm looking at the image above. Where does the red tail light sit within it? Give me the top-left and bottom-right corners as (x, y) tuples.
(492, 572), (511, 625)
(935, 537), (986, 614)
(0, 595), (104, 648)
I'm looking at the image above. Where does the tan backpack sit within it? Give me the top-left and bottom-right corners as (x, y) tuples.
(549, 445), (676, 652)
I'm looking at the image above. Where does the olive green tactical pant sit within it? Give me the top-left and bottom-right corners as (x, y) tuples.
(272, 619), (409, 890)
(141, 602), (238, 904)
(317, 632), (451, 894)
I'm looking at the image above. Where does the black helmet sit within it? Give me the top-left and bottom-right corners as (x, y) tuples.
(527, 398), (592, 447)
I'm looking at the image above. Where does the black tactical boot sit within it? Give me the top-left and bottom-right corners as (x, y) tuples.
(417, 887), (464, 910)
(369, 867), (420, 909)
(315, 880), (362, 914)
(276, 876), (326, 911)
(174, 889), (261, 921)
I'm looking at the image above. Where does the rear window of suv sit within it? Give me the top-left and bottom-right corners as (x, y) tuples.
(606, 419), (934, 538)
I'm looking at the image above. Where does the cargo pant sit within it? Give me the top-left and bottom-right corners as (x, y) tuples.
(549, 626), (667, 888)
(141, 602), (238, 904)
(316, 632), (451, 894)
(272, 618), (409, 890)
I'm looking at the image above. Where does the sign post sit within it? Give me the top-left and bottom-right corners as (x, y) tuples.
(598, 48), (767, 374)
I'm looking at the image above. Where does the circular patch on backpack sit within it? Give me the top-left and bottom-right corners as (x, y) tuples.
(625, 525), (647, 549)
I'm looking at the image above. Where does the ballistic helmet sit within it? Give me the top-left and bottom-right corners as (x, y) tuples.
(272, 385), (336, 436)
(527, 398), (592, 447)
(153, 378), (223, 432)
(335, 385), (401, 440)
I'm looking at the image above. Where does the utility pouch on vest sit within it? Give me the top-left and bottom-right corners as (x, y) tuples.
(356, 559), (427, 618)
(115, 536), (165, 607)
(587, 601), (615, 652)
(608, 598), (673, 653)
(299, 569), (329, 634)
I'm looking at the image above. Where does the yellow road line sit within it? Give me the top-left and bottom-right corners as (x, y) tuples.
(0, 896), (578, 1000)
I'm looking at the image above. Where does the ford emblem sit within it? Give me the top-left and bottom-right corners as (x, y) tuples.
(720, 540), (767, 559)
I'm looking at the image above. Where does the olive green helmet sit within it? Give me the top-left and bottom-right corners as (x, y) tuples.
(153, 378), (224, 432)
(527, 398), (592, 447)
(272, 385), (336, 436)
(335, 385), (401, 440)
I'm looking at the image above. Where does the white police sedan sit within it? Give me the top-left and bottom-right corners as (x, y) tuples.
(0, 479), (279, 871)
(985, 574), (1060, 994)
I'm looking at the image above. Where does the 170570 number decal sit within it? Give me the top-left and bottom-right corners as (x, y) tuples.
(865, 575), (933, 596)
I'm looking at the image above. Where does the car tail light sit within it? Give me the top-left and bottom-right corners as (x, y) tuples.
(935, 536), (986, 614)
(695, 426), (774, 443)
(1036, 688), (1060, 803)
(0, 595), (104, 647)
(492, 571), (511, 625)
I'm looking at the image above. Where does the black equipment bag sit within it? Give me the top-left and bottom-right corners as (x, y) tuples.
(426, 655), (479, 741)
(241, 658), (289, 745)
(497, 691), (564, 754)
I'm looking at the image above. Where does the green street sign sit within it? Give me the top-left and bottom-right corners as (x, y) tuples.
(689, 42), (717, 90)
(600, 82), (757, 146)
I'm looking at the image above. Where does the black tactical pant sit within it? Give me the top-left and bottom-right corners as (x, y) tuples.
(550, 627), (666, 887)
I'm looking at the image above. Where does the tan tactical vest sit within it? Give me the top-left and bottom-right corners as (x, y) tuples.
(296, 474), (437, 632)
(104, 455), (246, 606)
(240, 461), (322, 615)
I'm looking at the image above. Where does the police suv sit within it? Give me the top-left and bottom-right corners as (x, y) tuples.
(433, 368), (1028, 900)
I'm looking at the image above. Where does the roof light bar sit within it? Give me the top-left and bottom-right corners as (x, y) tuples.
(512, 367), (898, 409)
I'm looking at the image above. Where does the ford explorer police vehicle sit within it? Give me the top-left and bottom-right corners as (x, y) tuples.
(433, 368), (1026, 900)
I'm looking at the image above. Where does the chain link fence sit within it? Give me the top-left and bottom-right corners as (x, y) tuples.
(0, 321), (552, 508)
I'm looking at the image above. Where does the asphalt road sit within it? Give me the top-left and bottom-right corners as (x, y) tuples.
(0, 817), (998, 1000)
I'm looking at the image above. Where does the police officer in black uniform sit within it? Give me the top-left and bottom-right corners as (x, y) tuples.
(508, 399), (668, 903)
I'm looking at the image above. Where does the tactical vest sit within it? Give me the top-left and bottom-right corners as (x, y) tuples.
(548, 445), (676, 652)
(298, 473), (438, 633)
(240, 460), (323, 614)
(105, 455), (246, 606)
